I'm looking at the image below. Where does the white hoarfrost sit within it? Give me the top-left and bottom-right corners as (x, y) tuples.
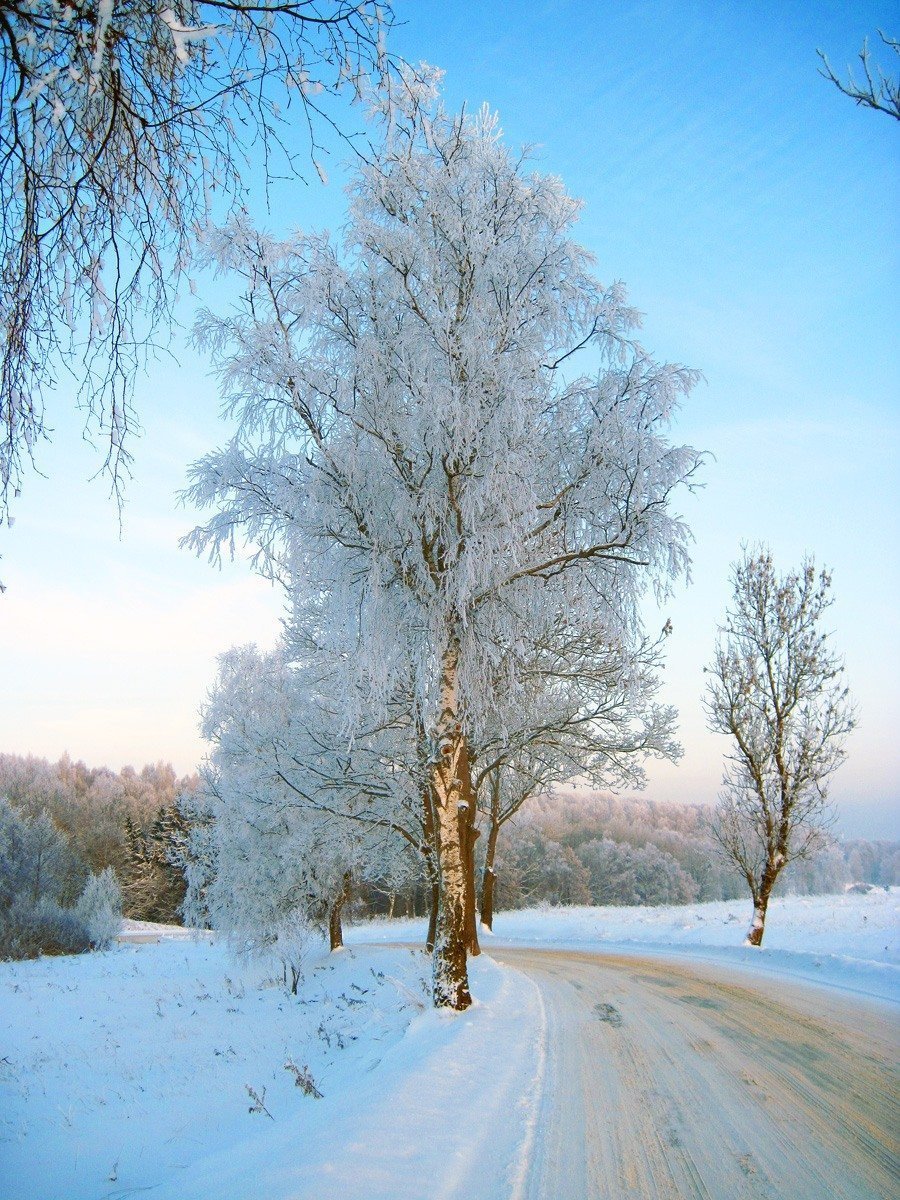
(74, 866), (122, 950)
(184, 641), (428, 981)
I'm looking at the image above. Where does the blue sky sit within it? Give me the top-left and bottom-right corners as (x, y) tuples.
(1, 1), (897, 836)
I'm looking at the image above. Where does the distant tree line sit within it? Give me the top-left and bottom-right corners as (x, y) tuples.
(499, 791), (896, 910)
(0, 753), (198, 955)
(358, 789), (898, 919)
(1, 753), (894, 959)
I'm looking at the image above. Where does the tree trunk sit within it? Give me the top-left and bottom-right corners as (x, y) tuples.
(479, 768), (502, 931)
(745, 895), (768, 946)
(429, 641), (474, 1010)
(746, 859), (782, 947)
(745, 879), (773, 946)
(426, 878), (439, 953)
(328, 869), (352, 951)
(480, 821), (500, 931)
(421, 789), (441, 953)
(461, 797), (481, 957)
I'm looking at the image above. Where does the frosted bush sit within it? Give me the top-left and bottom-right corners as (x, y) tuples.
(75, 867), (123, 950)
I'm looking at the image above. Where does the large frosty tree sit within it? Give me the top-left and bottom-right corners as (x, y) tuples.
(185, 68), (702, 1008)
(704, 549), (856, 946)
(0, 1), (395, 522)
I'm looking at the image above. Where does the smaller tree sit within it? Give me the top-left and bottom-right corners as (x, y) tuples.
(704, 549), (856, 945)
(181, 642), (421, 989)
(0, 796), (86, 908)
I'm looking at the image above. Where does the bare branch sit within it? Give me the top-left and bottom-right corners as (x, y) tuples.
(817, 31), (900, 121)
(0, 1), (400, 525)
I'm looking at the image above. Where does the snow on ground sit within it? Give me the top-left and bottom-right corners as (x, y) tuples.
(352, 888), (900, 1004)
(1, 890), (897, 1199)
(0, 932), (543, 1200)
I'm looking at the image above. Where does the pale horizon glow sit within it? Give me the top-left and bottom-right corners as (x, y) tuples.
(2, 1), (898, 840)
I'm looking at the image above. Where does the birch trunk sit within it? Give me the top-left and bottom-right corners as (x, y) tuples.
(430, 641), (474, 1009)
(745, 896), (768, 947)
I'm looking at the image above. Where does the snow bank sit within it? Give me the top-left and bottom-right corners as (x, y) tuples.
(157, 954), (545, 1200)
(352, 888), (900, 1004)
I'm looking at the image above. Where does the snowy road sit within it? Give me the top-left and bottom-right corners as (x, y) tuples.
(496, 948), (900, 1200)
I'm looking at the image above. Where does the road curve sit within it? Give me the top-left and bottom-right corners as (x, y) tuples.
(495, 948), (899, 1200)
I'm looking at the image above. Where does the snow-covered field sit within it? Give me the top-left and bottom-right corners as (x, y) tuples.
(1, 890), (897, 1199)
(0, 933), (542, 1200)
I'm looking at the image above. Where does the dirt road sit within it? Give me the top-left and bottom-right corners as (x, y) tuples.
(496, 948), (899, 1200)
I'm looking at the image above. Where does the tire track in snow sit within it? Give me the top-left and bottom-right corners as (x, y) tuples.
(496, 948), (899, 1200)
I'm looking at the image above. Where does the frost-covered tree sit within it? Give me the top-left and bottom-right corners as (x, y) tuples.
(75, 866), (123, 949)
(704, 549), (856, 946)
(491, 825), (592, 910)
(183, 643), (420, 986)
(0, 1), (396, 526)
(576, 837), (698, 907)
(473, 621), (680, 930)
(184, 69), (701, 1008)
(0, 795), (86, 907)
(0, 797), (124, 957)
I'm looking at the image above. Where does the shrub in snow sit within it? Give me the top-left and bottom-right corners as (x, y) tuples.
(0, 895), (91, 960)
(245, 1085), (274, 1119)
(284, 1060), (324, 1099)
(75, 868), (123, 950)
(0, 798), (122, 959)
(267, 914), (318, 996)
